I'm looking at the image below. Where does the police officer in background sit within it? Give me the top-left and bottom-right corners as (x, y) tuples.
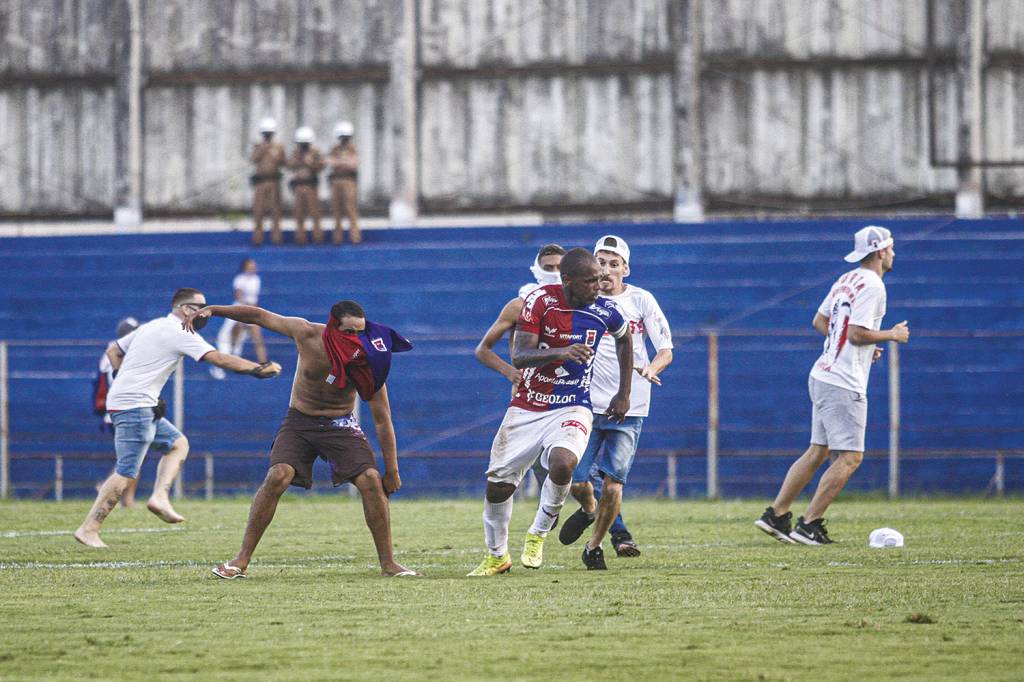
(249, 117), (287, 246)
(327, 121), (362, 245)
(288, 126), (325, 245)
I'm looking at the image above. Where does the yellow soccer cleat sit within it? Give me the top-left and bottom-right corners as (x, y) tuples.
(521, 532), (546, 569)
(467, 553), (512, 577)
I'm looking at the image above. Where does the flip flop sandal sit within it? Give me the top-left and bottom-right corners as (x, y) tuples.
(212, 562), (247, 579)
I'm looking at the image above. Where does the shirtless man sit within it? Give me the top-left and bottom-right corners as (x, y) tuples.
(184, 299), (419, 578)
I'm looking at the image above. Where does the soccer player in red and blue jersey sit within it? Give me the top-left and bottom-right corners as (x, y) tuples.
(469, 249), (633, 575)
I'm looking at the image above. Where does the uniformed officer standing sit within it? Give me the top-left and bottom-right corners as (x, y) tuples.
(250, 117), (287, 246)
(327, 121), (362, 245)
(288, 126), (325, 245)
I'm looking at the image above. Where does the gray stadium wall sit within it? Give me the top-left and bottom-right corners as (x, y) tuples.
(0, 0), (1023, 217)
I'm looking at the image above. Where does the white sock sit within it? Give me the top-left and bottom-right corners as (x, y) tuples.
(483, 497), (513, 557)
(529, 478), (570, 536)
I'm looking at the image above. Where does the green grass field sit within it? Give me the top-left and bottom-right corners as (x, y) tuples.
(1, 496), (1022, 680)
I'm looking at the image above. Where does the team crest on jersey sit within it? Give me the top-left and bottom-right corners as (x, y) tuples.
(561, 419), (589, 436)
(586, 329), (597, 345)
(544, 325), (558, 336)
(371, 337), (387, 352)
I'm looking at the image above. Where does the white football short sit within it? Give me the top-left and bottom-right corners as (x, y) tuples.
(486, 406), (593, 486)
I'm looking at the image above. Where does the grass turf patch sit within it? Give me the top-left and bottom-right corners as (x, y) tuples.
(1, 497), (1022, 680)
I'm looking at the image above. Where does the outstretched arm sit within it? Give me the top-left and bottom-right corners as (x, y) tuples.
(637, 348), (672, 386)
(474, 298), (523, 384)
(200, 350), (280, 378)
(184, 304), (313, 340)
(368, 385), (401, 494)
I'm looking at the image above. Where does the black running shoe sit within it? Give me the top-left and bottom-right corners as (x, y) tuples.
(558, 507), (594, 546)
(789, 516), (834, 545)
(611, 532), (641, 557)
(581, 544), (607, 570)
(754, 506), (796, 544)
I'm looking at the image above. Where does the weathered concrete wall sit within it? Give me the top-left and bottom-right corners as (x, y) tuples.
(0, 0), (1021, 216)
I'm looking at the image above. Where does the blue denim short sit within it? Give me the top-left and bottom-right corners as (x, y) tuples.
(111, 407), (184, 478)
(571, 415), (644, 485)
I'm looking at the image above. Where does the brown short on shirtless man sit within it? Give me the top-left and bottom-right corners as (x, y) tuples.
(183, 299), (419, 578)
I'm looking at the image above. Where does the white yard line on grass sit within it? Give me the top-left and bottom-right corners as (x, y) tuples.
(1, 526), (187, 539)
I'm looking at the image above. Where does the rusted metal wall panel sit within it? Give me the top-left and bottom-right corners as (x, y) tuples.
(143, 82), (392, 212)
(142, 0), (398, 72)
(420, 73), (673, 209)
(0, 86), (115, 214)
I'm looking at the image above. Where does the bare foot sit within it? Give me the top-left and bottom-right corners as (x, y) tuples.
(382, 562), (421, 577)
(73, 528), (108, 548)
(146, 499), (185, 524)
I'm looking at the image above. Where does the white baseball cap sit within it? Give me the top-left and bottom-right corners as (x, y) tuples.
(868, 527), (904, 548)
(294, 126), (315, 143)
(594, 234), (630, 265)
(258, 117), (277, 133)
(844, 225), (894, 263)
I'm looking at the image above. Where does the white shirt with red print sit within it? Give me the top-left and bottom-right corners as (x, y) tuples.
(589, 284), (673, 418)
(810, 267), (887, 395)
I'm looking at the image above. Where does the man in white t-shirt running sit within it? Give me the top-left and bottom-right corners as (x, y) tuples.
(558, 235), (674, 567)
(755, 226), (910, 545)
(74, 288), (282, 548)
(211, 258), (268, 379)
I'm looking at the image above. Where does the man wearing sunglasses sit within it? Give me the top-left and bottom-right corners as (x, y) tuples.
(74, 288), (282, 548)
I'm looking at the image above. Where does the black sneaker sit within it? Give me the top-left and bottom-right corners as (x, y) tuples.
(581, 544), (607, 570)
(754, 506), (796, 544)
(789, 516), (834, 545)
(611, 532), (641, 557)
(558, 507), (594, 546)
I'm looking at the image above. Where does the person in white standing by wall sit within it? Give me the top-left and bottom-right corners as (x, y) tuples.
(211, 258), (268, 379)
(557, 235), (674, 567)
(755, 226), (910, 545)
(74, 288), (281, 548)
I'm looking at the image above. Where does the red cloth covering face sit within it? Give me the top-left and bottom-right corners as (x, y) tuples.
(321, 314), (377, 400)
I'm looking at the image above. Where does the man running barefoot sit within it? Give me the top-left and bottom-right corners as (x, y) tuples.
(185, 300), (419, 578)
(75, 288), (281, 548)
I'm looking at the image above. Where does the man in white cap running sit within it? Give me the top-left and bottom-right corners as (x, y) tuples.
(755, 226), (909, 545)
(558, 235), (674, 568)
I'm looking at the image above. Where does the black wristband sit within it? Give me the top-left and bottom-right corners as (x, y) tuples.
(247, 361), (273, 378)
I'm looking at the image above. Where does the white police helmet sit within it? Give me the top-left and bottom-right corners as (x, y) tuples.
(258, 117), (277, 133)
(294, 126), (315, 144)
(333, 121), (354, 138)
